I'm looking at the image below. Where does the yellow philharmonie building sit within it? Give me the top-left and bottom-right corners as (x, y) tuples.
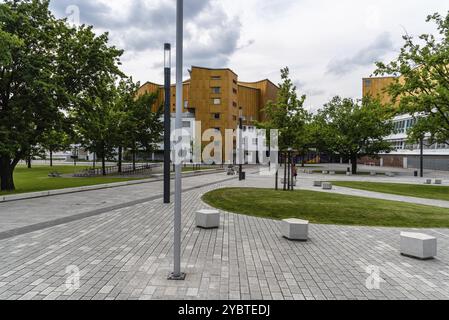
(138, 66), (279, 137)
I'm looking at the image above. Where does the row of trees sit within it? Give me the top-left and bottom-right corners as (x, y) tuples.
(261, 11), (449, 190)
(0, 0), (163, 191)
(259, 67), (395, 190)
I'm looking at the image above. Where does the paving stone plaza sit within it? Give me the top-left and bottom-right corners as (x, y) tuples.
(0, 168), (449, 300)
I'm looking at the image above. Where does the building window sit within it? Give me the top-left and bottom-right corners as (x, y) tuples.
(233, 115), (237, 121)
(232, 101), (237, 107)
(212, 113), (221, 120)
(211, 76), (221, 80)
(233, 79), (237, 85)
(184, 100), (188, 108)
(211, 87), (221, 94)
(213, 98), (221, 105)
(214, 127), (221, 132)
(233, 88), (238, 94)
(364, 79), (372, 87)
(182, 121), (191, 128)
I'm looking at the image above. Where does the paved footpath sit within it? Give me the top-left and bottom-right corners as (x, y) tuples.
(0, 170), (448, 300)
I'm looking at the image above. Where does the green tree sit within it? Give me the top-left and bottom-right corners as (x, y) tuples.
(40, 129), (72, 167)
(0, 0), (123, 191)
(375, 12), (449, 145)
(258, 67), (308, 190)
(317, 96), (394, 174)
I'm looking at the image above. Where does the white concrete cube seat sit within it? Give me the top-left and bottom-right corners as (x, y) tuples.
(386, 172), (395, 177)
(322, 182), (333, 190)
(425, 179), (432, 185)
(313, 181), (323, 187)
(329, 171), (336, 175)
(282, 219), (309, 241)
(435, 179), (442, 185)
(400, 232), (437, 260)
(322, 171), (329, 174)
(196, 209), (220, 229)
(346, 172), (352, 176)
(370, 171), (377, 176)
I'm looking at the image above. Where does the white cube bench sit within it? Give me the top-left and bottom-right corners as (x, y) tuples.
(346, 172), (352, 176)
(282, 219), (309, 241)
(196, 209), (220, 229)
(329, 171), (336, 175)
(435, 179), (443, 185)
(322, 182), (333, 190)
(386, 172), (395, 177)
(400, 232), (437, 260)
(425, 179), (432, 185)
(313, 181), (323, 187)
(370, 171), (377, 176)
(322, 171), (329, 175)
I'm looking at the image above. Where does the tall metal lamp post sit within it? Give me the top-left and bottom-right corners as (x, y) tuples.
(163, 43), (171, 204)
(168, 0), (186, 281)
(238, 111), (245, 181)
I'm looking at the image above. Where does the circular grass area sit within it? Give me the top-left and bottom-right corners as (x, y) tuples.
(202, 188), (449, 228)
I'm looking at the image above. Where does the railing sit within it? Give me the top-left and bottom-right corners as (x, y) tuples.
(73, 163), (160, 177)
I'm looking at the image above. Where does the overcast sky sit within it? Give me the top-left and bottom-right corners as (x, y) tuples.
(49, 0), (448, 112)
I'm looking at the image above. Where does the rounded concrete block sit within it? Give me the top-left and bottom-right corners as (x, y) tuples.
(313, 181), (323, 187)
(322, 182), (333, 190)
(282, 219), (309, 241)
(400, 232), (437, 260)
(196, 209), (220, 229)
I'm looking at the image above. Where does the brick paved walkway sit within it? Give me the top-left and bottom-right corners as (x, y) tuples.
(0, 172), (448, 300)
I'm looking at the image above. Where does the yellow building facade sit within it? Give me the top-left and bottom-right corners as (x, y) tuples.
(362, 76), (397, 105)
(138, 66), (279, 136)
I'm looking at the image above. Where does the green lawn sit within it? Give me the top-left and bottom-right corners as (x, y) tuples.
(202, 188), (449, 228)
(332, 181), (449, 201)
(0, 165), (142, 196)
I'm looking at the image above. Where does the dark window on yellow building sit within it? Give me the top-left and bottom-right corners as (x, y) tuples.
(211, 76), (221, 80)
(233, 115), (237, 121)
(211, 87), (221, 94)
(232, 102), (237, 107)
(233, 88), (237, 94)
(212, 113), (221, 120)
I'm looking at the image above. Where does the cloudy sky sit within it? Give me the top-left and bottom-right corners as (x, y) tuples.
(49, 0), (448, 112)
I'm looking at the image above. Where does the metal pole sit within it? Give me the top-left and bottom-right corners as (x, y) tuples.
(420, 137), (424, 178)
(163, 43), (171, 204)
(168, 0), (185, 281)
(239, 117), (243, 181)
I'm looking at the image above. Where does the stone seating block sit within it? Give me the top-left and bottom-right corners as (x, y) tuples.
(322, 182), (333, 190)
(313, 181), (323, 187)
(400, 232), (437, 260)
(282, 219), (309, 241)
(435, 179), (443, 185)
(196, 209), (220, 229)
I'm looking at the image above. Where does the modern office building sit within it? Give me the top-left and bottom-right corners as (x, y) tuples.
(362, 76), (449, 171)
(138, 66), (279, 137)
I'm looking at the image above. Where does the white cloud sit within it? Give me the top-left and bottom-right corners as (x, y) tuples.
(48, 0), (448, 112)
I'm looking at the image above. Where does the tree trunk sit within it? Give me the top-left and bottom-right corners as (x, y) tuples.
(351, 155), (358, 175)
(132, 149), (136, 171)
(0, 157), (17, 192)
(93, 152), (96, 169)
(102, 156), (106, 176)
(27, 156), (32, 169)
(283, 153), (287, 191)
(275, 170), (279, 191)
(102, 145), (106, 176)
(50, 150), (53, 167)
(118, 146), (123, 173)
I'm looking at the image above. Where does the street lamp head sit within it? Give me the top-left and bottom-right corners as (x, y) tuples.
(164, 43), (171, 69)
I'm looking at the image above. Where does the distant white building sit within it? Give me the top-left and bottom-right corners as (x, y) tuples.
(377, 114), (449, 170)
